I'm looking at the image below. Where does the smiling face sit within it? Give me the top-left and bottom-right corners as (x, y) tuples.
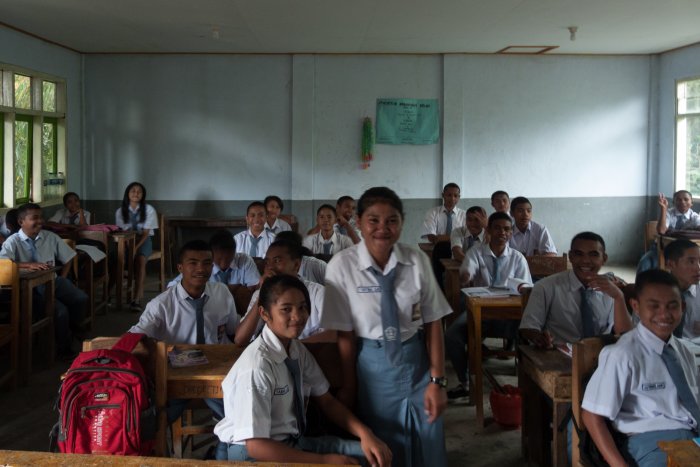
(19, 208), (44, 238)
(265, 200), (281, 224)
(667, 246), (700, 290)
(64, 194), (81, 214)
(511, 202), (532, 232)
(466, 211), (483, 237)
(128, 184), (144, 207)
(673, 192), (693, 214)
(247, 205), (267, 235)
(491, 194), (510, 213)
(569, 238), (607, 286)
(358, 201), (403, 266)
(261, 287), (309, 346)
(632, 283), (682, 341)
(264, 244), (301, 276)
(337, 199), (356, 221)
(442, 187), (460, 211)
(178, 249), (214, 293)
(317, 207), (336, 236)
(487, 218), (513, 250)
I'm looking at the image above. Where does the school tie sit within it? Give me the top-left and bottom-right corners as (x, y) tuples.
(676, 214), (686, 230)
(25, 237), (38, 262)
(371, 267), (402, 366)
(248, 236), (261, 257)
(216, 269), (231, 284)
(323, 241), (333, 255)
(186, 296), (206, 344)
(491, 256), (504, 286)
(674, 290), (691, 338)
(129, 210), (140, 232)
(337, 225), (347, 236)
(69, 212), (79, 225)
(661, 344), (700, 427)
(445, 211), (453, 235)
(580, 288), (596, 338)
(283, 357), (306, 437)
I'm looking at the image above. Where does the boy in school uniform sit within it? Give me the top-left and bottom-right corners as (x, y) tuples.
(582, 269), (700, 467)
(129, 240), (259, 422)
(0, 203), (87, 358)
(491, 190), (511, 215)
(421, 183), (465, 243)
(519, 231), (633, 349)
(657, 190), (700, 234)
(276, 231), (326, 285)
(264, 195), (292, 234)
(214, 275), (391, 465)
(445, 212), (532, 400)
(167, 230), (260, 292)
(303, 205), (353, 256)
(242, 239), (331, 342)
(234, 201), (276, 258)
(664, 239), (700, 340)
(46, 192), (91, 227)
(508, 196), (557, 256)
(451, 205), (487, 262)
(334, 196), (361, 244)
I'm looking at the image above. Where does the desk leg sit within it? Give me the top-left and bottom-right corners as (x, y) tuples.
(553, 399), (569, 467)
(45, 279), (55, 368)
(20, 284), (32, 385)
(472, 305), (484, 426)
(126, 238), (135, 304)
(116, 239), (125, 307)
(155, 342), (168, 457)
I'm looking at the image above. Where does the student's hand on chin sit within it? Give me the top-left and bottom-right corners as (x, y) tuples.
(323, 453), (358, 465)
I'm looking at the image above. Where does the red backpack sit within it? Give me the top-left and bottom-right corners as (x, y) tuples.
(51, 333), (155, 455)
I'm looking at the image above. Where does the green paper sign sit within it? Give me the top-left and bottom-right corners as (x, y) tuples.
(376, 98), (439, 145)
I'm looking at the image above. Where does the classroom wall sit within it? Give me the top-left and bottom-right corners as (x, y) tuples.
(0, 26), (83, 191)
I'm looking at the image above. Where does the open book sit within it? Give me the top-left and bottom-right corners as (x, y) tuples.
(461, 287), (519, 298)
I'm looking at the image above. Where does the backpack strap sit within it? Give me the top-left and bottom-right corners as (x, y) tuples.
(112, 332), (145, 353)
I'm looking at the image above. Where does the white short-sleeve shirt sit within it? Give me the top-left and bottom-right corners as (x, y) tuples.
(299, 255), (326, 285)
(234, 229), (276, 258)
(166, 253), (261, 289)
(666, 207), (700, 230)
(680, 284), (700, 339)
(333, 217), (361, 239)
(519, 270), (615, 344)
(320, 241), (452, 341)
(49, 207), (92, 225)
(213, 326), (330, 444)
(302, 231), (353, 256)
(420, 205), (466, 238)
(115, 204), (158, 237)
(242, 278), (325, 340)
(265, 218), (292, 234)
(460, 243), (532, 289)
(582, 324), (700, 434)
(0, 229), (76, 265)
(509, 220), (557, 256)
(129, 282), (239, 344)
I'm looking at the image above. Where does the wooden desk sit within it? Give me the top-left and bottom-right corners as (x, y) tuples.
(658, 440), (700, 466)
(465, 294), (523, 426)
(110, 231), (136, 307)
(418, 242), (434, 257)
(0, 449), (340, 466)
(19, 268), (56, 384)
(440, 258), (461, 317)
(155, 343), (244, 456)
(519, 345), (572, 467)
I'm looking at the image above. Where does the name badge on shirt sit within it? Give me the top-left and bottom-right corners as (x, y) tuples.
(357, 286), (382, 293)
(642, 382), (666, 391)
(274, 385), (290, 396)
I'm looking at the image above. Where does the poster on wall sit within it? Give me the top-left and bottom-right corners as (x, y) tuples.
(375, 98), (439, 145)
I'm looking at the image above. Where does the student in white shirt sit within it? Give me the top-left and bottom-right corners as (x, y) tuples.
(276, 231), (327, 284)
(508, 196), (557, 256)
(450, 205), (487, 262)
(582, 270), (700, 467)
(0, 208), (19, 242)
(320, 186), (451, 467)
(446, 212), (532, 400)
(303, 205), (353, 256)
(114, 182), (159, 312)
(234, 201), (276, 258)
(129, 240), (259, 423)
(334, 196), (361, 244)
(214, 275), (391, 465)
(241, 239), (332, 342)
(420, 183), (465, 244)
(664, 239), (700, 339)
(490, 190), (510, 215)
(657, 190), (700, 234)
(47, 192), (91, 226)
(519, 231), (633, 349)
(264, 195), (292, 234)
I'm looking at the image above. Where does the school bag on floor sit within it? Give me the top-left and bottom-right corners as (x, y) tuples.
(50, 333), (156, 455)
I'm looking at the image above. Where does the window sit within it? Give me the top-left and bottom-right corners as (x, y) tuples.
(0, 65), (66, 207)
(675, 78), (700, 193)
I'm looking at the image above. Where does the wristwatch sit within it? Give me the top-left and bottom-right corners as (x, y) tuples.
(429, 376), (448, 388)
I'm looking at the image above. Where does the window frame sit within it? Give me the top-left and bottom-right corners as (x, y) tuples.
(13, 114), (33, 205)
(674, 76), (700, 192)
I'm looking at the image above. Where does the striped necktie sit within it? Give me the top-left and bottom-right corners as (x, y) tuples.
(661, 344), (700, 427)
(284, 357), (307, 437)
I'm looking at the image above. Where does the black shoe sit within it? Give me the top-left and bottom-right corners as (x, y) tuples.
(129, 301), (142, 313)
(447, 383), (469, 401)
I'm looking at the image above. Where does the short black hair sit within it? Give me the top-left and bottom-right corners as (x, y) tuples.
(178, 240), (211, 263)
(443, 183), (460, 192)
(510, 196), (531, 212)
(634, 269), (681, 298)
(466, 205), (486, 215)
(17, 203), (42, 221)
(664, 239), (700, 263)
(4, 209), (19, 234)
(358, 186), (404, 220)
(336, 195), (354, 206)
(316, 204), (336, 216)
(246, 201), (266, 215)
(264, 195), (284, 211)
(258, 274), (311, 315)
(570, 232), (606, 253)
(491, 190), (509, 201)
(487, 212), (512, 227)
(63, 192), (80, 207)
(673, 190), (693, 201)
(275, 231), (313, 256)
(267, 239), (302, 261)
(209, 229), (236, 251)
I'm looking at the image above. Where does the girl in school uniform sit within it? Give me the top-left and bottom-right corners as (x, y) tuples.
(320, 186), (451, 467)
(303, 204), (353, 256)
(214, 274), (391, 466)
(115, 181), (158, 312)
(264, 195), (292, 234)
